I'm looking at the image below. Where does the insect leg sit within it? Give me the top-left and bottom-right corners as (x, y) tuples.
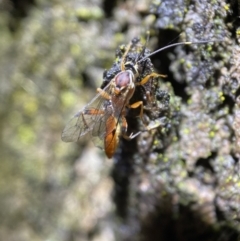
(129, 101), (157, 127)
(137, 73), (166, 86)
(83, 109), (105, 115)
(128, 101), (144, 120)
(121, 116), (141, 140)
(97, 87), (111, 100)
(128, 100), (164, 131)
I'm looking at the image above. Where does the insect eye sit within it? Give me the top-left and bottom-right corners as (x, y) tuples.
(124, 62), (137, 74)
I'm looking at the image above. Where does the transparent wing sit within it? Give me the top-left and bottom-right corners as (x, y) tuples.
(61, 81), (114, 147)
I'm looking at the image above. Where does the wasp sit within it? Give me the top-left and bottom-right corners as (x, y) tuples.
(62, 38), (215, 158)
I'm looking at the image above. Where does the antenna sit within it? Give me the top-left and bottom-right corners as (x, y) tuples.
(138, 40), (220, 63)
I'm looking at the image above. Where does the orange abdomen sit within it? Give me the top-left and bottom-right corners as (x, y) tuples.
(104, 116), (119, 158)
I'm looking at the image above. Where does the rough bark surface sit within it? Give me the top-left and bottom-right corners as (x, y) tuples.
(0, 0), (239, 241)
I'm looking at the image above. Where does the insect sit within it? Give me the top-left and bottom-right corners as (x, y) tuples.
(62, 37), (216, 158)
